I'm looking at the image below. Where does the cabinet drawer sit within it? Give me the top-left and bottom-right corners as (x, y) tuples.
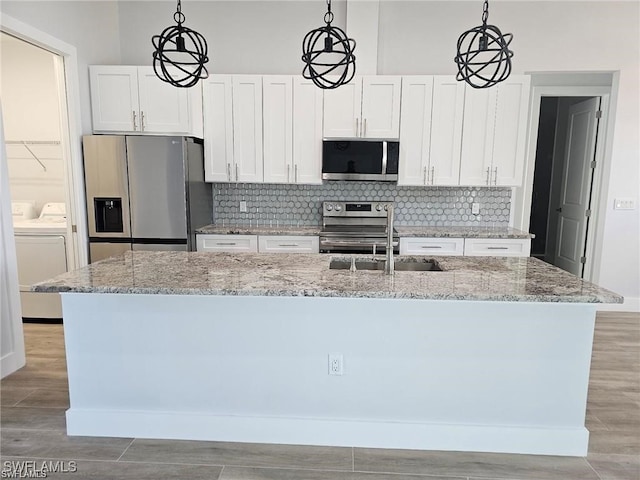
(463, 238), (531, 257)
(258, 235), (319, 254)
(196, 234), (257, 252)
(399, 237), (464, 256)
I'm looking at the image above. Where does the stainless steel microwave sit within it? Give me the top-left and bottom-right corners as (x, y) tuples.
(322, 140), (399, 181)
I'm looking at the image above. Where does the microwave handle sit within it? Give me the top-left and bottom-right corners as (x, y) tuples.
(381, 141), (388, 175)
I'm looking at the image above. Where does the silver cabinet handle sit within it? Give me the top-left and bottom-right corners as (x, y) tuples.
(423, 166), (428, 185)
(431, 166), (435, 185)
(421, 245), (442, 249)
(487, 246), (509, 250)
(226, 163), (231, 181)
(235, 164), (239, 182)
(295, 164), (298, 183)
(355, 118), (360, 137)
(216, 242), (237, 246)
(493, 167), (498, 185)
(363, 118), (367, 137)
(278, 244), (299, 247)
(486, 167), (491, 185)
(287, 164), (290, 183)
(132, 111), (138, 130)
(140, 111), (145, 131)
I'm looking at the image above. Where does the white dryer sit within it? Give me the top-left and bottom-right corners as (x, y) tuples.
(13, 202), (68, 320)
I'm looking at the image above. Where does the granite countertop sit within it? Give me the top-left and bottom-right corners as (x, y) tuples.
(196, 225), (321, 235)
(34, 251), (622, 304)
(196, 224), (533, 239)
(395, 226), (534, 239)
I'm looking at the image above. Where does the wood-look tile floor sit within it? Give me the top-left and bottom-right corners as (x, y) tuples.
(1, 312), (638, 480)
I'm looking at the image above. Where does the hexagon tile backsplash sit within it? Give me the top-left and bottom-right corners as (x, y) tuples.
(212, 182), (511, 227)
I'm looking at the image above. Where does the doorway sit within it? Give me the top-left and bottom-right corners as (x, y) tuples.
(529, 95), (602, 278)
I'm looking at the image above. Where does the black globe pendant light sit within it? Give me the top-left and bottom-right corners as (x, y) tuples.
(302, 0), (356, 90)
(152, 0), (209, 88)
(454, 0), (513, 89)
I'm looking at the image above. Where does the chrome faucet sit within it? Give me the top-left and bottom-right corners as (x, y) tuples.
(384, 205), (394, 275)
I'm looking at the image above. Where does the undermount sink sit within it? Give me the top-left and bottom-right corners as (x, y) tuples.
(329, 257), (442, 272)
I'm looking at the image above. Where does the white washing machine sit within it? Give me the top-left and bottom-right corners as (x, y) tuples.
(13, 202), (68, 320)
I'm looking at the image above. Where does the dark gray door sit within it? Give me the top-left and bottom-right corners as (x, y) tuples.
(126, 136), (188, 239)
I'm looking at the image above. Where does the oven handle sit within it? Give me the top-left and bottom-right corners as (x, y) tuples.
(320, 239), (399, 247)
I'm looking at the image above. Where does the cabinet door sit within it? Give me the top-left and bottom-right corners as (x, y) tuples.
(492, 76), (531, 186)
(89, 66), (139, 132)
(137, 67), (190, 133)
(203, 75), (233, 182)
(196, 234), (258, 252)
(464, 238), (531, 257)
(258, 235), (319, 253)
(399, 237), (464, 256)
(293, 78), (323, 184)
(323, 78), (362, 137)
(361, 76), (401, 138)
(232, 76), (264, 182)
(459, 87), (497, 186)
(429, 76), (464, 185)
(263, 76), (293, 184)
(398, 77), (433, 186)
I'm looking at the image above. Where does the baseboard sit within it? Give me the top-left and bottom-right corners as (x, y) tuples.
(66, 409), (589, 457)
(597, 296), (640, 313)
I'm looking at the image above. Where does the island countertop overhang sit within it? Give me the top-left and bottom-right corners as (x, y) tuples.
(33, 251), (622, 304)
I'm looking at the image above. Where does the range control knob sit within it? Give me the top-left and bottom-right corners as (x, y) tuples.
(325, 204), (333, 211)
(334, 204), (343, 212)
(384, 205), (389, 211)
(376, 204), (383, 211)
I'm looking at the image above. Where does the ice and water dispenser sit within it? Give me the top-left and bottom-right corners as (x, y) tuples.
(94, 198), (124, 233)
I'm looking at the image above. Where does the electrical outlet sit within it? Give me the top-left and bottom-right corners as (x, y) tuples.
(328, 353), (343, 376)
(240, 201), (247, 212)
(614, 198), (636, 210)
(471, 203), (480, 215)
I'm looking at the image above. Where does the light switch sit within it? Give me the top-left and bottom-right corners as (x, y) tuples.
(614, 198), (636, 210)
(240, 201), (247, 212)
(472, 203), (480, 215)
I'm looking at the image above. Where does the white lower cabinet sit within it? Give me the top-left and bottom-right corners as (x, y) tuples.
(197, 234), (319, 254)
(463, 238), (531, 257)
(196, 234), (258, 253)
(258, 235), (319, 254)
(400, 237), (464, 256)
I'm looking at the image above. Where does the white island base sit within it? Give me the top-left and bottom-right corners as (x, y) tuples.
(61, 293), (595, 456)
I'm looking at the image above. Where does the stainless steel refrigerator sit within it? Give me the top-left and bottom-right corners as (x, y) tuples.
(82, 135), (212, 262)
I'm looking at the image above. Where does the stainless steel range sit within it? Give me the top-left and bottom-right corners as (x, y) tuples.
(319, 201), (399, 254)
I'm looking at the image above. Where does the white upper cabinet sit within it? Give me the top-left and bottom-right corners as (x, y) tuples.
(263, 76), (293, 184)
(398, 76), (433, 186)
(293, 78), (323, 184)
(89, 66), (139, 132)
(323, 76), (401, 138)
(203, 75), (234, 182)
(492, 76), (531, 186)
(429, 76), (465, 185)
(459, 75), (531, 186)
(232, 75), (264, 183)
(89, 66), (198, 135)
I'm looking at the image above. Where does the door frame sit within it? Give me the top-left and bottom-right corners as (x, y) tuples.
(0, 14), (89, 269)
(514, 81), (616, 284)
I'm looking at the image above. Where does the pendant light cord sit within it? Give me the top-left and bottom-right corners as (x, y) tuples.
(482, 0), (489, 29)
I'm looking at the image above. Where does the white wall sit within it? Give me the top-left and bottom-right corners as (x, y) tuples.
(117, 1), (347, 73)
(0, 1), (121, 135)
(0, 1), (637, 306)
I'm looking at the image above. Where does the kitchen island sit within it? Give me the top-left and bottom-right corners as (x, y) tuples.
(35, 251), (622, 456)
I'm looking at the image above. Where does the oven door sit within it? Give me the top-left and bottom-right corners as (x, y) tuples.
(319, 237), (399, 254)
